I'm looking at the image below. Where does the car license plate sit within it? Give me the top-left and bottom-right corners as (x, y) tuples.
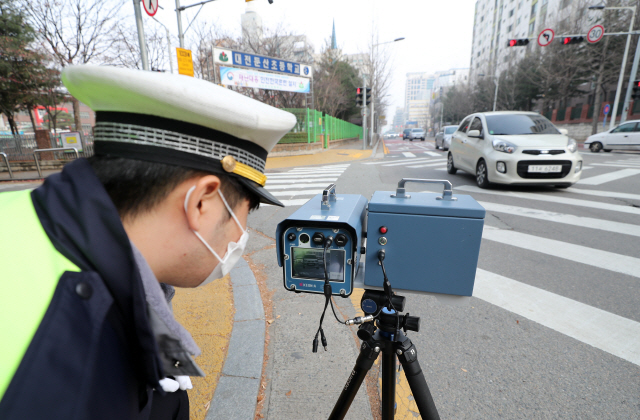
(528, 165), (562, 173)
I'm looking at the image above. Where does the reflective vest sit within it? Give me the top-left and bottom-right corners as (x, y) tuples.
(0, 190), (80, 399)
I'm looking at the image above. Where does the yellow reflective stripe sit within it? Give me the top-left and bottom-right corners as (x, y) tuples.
(232, 161), (267, 186)
(0, 190), (80, 400)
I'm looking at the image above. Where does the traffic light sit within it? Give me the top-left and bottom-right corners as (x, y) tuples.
(507, 39), (530, 47)
(562, 36), (584, 45)
(356, 87), (364, 106)
(632, 80), (640, 100)
(365, 88), (372, 106)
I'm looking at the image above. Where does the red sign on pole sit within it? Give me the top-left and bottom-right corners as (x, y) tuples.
(537, 28), (555, 47)
(143, 0), (158, 17)
(587, 25), (605, 43)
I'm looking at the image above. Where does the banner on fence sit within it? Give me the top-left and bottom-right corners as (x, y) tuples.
(61, 131), (83, 152)
(219, 66), (310, 93)
(214, 48), (312, 78)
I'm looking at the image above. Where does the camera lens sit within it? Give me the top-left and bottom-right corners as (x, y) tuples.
(299, 233), (310, 244)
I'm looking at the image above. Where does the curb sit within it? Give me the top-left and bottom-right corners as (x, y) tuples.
(207, 258), (265, 420)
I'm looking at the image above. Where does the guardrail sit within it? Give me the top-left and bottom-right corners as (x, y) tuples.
(34, 148), (79, 178)
(0, 152), (13, 179)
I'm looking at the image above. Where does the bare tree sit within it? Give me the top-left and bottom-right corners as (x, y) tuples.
(108, 22), (171, 72)
(364, 32), (394, 132)
(313, 40), (359, 118)
(24, 0), (122, 130)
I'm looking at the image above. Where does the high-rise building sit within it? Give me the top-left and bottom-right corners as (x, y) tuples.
(404, 72), (434, 128)
(241, 0), (263, 40)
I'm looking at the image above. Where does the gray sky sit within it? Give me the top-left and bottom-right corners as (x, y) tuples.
(149, 0), (477, 115)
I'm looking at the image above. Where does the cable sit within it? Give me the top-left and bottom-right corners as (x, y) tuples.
(312, 236), (334, 352)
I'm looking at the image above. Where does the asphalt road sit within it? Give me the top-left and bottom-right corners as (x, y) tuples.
(256, 137), (640, 419)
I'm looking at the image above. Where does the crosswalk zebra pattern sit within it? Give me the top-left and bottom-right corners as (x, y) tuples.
(450, 184), (640, 365)
(264, 164), (350, 206)
(363, 155), (446, 169)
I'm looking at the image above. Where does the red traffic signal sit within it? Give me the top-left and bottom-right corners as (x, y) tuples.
(632, 80), (640, 100)
(507, 38), (529, 47)
(562, 36), (584, 45)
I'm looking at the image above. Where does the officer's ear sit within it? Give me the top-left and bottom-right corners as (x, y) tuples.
(183, 175), (222, 232)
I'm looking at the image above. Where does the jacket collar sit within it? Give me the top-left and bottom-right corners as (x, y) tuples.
(31, 159), (162, 386)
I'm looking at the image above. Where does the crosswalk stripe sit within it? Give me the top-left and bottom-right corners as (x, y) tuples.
(482, 226), (640, 279)
(363, 157), (432, 165)
(382, 158), (441, 167)
(265, 178), (338, 185)
(564, 187), (640, 201)
(402, 152), (416, 157)
(266, 183), (338, 190)
(589, 163), (640, 169)
(406, 162), (447, 169)
(455, 185), (640, 215)
(270, 189), (324, 197)
(479, 201), (640, 238)
(578, 169), (640, 185)
(425, 151), (441, 157)
(266, 173), (343, 179)
(474, 269), (640, 366)
(264, 198), (311, 207)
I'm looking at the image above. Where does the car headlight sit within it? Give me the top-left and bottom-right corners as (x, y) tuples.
(492, 139), (517, 153)
(567, 138), (577, 153)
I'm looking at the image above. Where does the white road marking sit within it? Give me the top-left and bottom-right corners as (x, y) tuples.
(265, 178), (338, 185)
(270, 189), (325, 197)
(382, 158), (441, 167)
(363, 157), (433, 165)
(425, 151), (441, 157)
(264, 198), (310, 206)
(406, 162), (447, 168)
(582, 166), (593, 170)
(479, 201), (640, 238)
(474, 269), (640, 366)
(402, 152), (416, 158)
(578, 169), (640, 185)
(589, 163), (640, 169)
(455, 185), (640, 215)
(564, 187), (640, 201)
(482, 226), (640, 279)
(266, 183), (338, 190)
(265, 173), (343, 179)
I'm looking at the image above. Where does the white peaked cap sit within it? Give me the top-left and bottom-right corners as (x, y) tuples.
(62, 65), (297, 207)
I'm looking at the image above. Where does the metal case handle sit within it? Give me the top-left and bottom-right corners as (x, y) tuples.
(390, 178), (457, 201)
(321, 183), (337, 209)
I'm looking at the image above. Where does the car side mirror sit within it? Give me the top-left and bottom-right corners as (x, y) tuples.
(558, 128), (569, 135)
(467, 129), (482, 138)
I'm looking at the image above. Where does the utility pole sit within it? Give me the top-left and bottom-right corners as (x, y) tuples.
(133, 0), (150, 70)
(176, 0), (185, 48)
(151, 16), (174, 73)
(621, 38), (640, 123)
(362, 75), (367, 150)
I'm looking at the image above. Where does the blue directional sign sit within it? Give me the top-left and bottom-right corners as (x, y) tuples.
(213, 47), (312, 78)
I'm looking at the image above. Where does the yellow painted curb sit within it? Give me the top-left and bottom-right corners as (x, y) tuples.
(172, 275), (234, 420)
(266, 149), (372, 170)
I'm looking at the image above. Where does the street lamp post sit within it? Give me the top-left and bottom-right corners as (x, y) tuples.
(133, 0), (149, 70)
(151, 16), (174, 73)
(370, 37), (404, 147)
(589, 4), (637, 129)
(478, 73), (499, 111)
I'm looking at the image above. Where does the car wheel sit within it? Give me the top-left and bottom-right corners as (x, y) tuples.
(476, 159), (491, 188)
(603, 149), (612, 152)
(589, 142), (603, 153)
(444, 147), (449, 151)
(446, 153), (457, 174)
(435, 143), (440, 149)
(421, 138), (425, 141)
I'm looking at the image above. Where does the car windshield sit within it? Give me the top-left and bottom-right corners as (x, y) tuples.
(403, 129), (411, 133)
(444, 127), (457, 134)
(412, 129), (423, 132)
(485, 114), (560, 135)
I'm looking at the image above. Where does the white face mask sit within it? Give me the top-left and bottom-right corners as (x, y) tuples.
(184, 185), (249, 287)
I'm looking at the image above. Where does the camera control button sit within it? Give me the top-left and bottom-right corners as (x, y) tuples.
(378, 237), (387, 246)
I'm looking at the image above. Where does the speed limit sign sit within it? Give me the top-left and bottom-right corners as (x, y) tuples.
(587, 25), (605, 43)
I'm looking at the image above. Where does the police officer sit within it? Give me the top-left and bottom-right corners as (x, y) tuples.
(0, 65), (295, 419)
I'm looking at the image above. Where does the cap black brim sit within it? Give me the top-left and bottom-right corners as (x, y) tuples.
(238, 176), (284, 207)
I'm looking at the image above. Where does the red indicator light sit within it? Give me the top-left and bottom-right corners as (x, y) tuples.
(379, 226), (388, 234)
(509, 39), (516, 47)
(357, 88), (361, 94)
(563, 37), (571, 45)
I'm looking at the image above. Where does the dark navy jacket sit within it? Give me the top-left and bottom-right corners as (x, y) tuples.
(0, 159), (167, 419)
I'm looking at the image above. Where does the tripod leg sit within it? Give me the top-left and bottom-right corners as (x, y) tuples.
(381, 349), (396, 419)
(396, 337), (440, 420)
(329, 340), (380, 420)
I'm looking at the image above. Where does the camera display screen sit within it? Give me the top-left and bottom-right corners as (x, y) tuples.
(291, 247), (345, 282)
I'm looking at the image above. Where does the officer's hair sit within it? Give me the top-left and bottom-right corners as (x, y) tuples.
(87, 156), (260, 220)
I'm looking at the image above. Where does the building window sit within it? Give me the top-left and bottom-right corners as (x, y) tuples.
(509, 8), (514, 17)
(530, 3), (537, 16)
(508, 24), (513, 32)
(529, 21), (536, 35)
(80, 112), (90, 119)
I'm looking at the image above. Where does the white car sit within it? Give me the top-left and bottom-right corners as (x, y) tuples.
(447, 111), (583, 188)
(435, 125), (458, 150)
(584, 120), (640, 152)
(408, 128), (426, 141)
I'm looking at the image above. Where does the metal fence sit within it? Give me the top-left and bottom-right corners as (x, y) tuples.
(279, 108), (361, 146)
(0, 133), (94, 162)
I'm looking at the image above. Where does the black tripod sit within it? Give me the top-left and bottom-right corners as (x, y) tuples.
(329, 253), (440, 419)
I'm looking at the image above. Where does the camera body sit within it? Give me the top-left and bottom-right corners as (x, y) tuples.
(275, 185), (367, 297)
(276, 179), (486, 298)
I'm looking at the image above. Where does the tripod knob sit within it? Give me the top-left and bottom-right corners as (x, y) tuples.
(357, 322), (376, 341)
(403, 315), (420, 333)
